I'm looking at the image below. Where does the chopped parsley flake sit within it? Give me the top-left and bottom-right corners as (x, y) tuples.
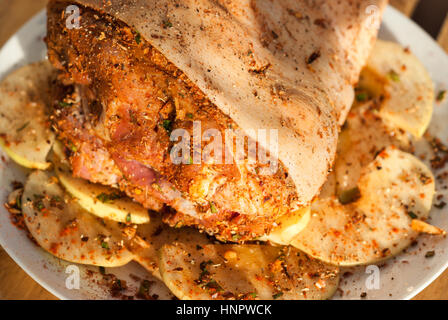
(69, 142), (78, 153)
(58, 101), (73, 108)
(387, 70), (400, 82)
(232, 234), (241, 242)
(273, 292), (283, 299)
(152, 183), (162, 192)
(161, 120), (172, 133)
(163, 20), (173, 28)
(338, 187), (361, 205)
(96, 192), (122, 203)
(135, 32), (142, 44)
(16, 122), (29, 132)
(407, 211), (418, 219)
(209, 201), (217, 214)
(33, 194), (45, 211)
(200, 279), (223, 292)
(437, 90), (446, 102)
(138, 279), (152, 296)
(16, 195), (22, 210)
(356, 92), (368, 102)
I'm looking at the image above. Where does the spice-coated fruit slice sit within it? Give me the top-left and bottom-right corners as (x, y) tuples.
(22, 170), (134, 267)
(335, 103), (411, 195)
(130, 214), (209, 279)
(55, 161), (150, 225)
(359, 40), (434, 138)
(0, 61), (56, 169)
(293, 147), (435, 266)
(159, 242), (339, 300)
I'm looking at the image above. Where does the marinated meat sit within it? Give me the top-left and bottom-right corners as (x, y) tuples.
(46, 1), (299, 241)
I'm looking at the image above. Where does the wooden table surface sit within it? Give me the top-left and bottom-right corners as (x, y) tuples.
(0, 0), (448, 300)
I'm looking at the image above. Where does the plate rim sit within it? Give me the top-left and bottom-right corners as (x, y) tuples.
(0, 5), (448, 300)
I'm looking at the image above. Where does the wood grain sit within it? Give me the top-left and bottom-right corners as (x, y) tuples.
(390, 0), (420, 17)
(0, 0), (447, 300)
(0, 249), (56, 300)
(0, 0), (48, 47)
(438, 14), (448, 53)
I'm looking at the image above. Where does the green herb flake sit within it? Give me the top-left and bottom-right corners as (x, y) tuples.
(33, 194), (45, 211)
(200, 279), (223, 292)
(356, 92), (368, 102)
(135, 32), (142, 44)
(407, 211), (418, 219)
(16, 195), (22, 210)
(387, 70), (400, 82)
(173, 221), (183, 229)
(16, 122), (29, 133)
(161, 119), (172, 133)
(58, 101), (73, 108)
(232, 234), (241, 242)
(273, 292), (283, 299)
(437, 90), (446, 102)
(101, 241), (109, 249)
(249, 292), (258, 298)
(69, 142), (78, 153)
(126, 213), (132, 223)
(138, 280), (152, 295)
(36, 202), (45, 211)
(338, 187), (361, 205)
(198, 260), (213, 282)
(51, 196), (62, 203)
(163, 20), (173, 28)
(186, 113), (194, 119)
(96, 192), (122, 203)
(209, 201), (218, 214)
(152, 183), (162, 192)
(200, 260), (213, 271)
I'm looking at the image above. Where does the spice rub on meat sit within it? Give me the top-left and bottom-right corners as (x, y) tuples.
(46, 1), (300, 241)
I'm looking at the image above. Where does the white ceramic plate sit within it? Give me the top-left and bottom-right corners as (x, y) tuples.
(0, 6), (447, 300)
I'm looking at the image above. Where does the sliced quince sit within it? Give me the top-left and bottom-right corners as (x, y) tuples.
(0, 61), (57, 169)
(22, 170), (134, 267)
(359, 40), (434, 137)
(292, 147), (436, 266)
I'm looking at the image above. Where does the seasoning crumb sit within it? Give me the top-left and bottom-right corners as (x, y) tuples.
(436, 90), (446, 103)
(425, 250), (435, 258)
(306, 50), (321, 64)
(387, 70), (400, 82)
(434, 201), (446, 209)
